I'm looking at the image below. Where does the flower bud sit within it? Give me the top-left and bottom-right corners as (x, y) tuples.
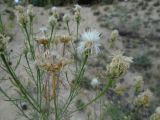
(109, 30), (119, 48)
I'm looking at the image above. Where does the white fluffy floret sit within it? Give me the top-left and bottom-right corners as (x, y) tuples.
(78, 30), (101, 55)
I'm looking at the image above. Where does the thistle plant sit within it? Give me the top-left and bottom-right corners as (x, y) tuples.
(0, 4), (156, 120)
(15, 5), (35, 59)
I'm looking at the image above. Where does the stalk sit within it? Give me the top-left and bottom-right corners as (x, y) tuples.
(0, 53), (40, 112)
(24, 26), (35, 59)
(70, 77), (113, 114)
(59, 54), (88, 119)
(48, 26), (54, 48)
(66, 22), (71, 35)
(0, 87), (31, 120)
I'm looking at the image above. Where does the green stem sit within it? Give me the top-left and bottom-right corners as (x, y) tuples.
(0, 53), (40, 112)
(0, 14), (4, 33)
(66, 22), (71, 35)
(54, 95), (58, 120)
(37, 67), (42, 110)
(49, 26), (54, 48)
(62, 43), (66, 57)
(76, 23), (79, 40)
(24, 26), (35, 59)
(25, 54), (36, 84)
(59, 54), (88, 119)
(0, 87), (31, 120)
(70, 77), (113, 114)
(75, 22), (79, 71)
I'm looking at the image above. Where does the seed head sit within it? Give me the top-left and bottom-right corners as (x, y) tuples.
(134, 89), (153, 107)
(78, 30), (101, 55)
(56, 35), (72, 44)
(106, 52), (133, 79)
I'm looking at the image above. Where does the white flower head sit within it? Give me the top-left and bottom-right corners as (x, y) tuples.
(63, 14), (70, 23)
(91, 78), (100, 88)
(78, 30), (101, 55)
(39, 27), (48, 36)
(40, 27), (48, 33)
(74, 4), (81, 12)
(15, 0), (19, 3)
(51, 7), (57, 13)
(48, 15), (57, 26)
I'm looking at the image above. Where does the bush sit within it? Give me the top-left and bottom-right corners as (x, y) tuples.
(133, 54), (152, 69)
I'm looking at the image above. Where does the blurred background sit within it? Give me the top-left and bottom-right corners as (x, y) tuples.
(0, 0), (160, 120)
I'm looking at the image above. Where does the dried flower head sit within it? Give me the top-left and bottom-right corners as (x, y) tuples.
(113, 83), (126, 95)
(0, 34), (9, 53)
(35, 27), (49, 46)
(106, 52), (133, 79)
(48, 15), (57, 27)
(36, 38), (49, 46)
(91, 78), (100, 88)
(78, 30), (101, 55)
(35, 50), (70, 73)
(55, 35), (72, 44)
(134, 89), (153, 107)
(109, 30), (119, 48)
